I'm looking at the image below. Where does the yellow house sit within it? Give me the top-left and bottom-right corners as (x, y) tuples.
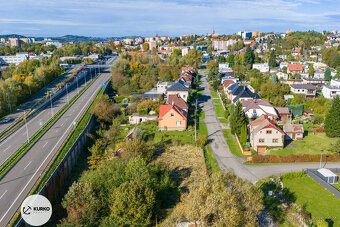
(158, 105), (187, 131)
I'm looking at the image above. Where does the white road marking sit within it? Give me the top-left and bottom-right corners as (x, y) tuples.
(2, 146), (11, 153)
(23, 161), (32, 170)
(0, 191), (7, 200)
(60, 123), (64, 127)
(0, 74), (109, 225)
(43, 141), (48, 148)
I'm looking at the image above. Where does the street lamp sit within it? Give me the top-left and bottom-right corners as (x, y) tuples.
(47, 91), (54, 117)
(24, 111), (29, 143)
(319, 150), (323, 169)
(7, 86), (12, 113)
(76, 76), (79, 94)
(65, 83), (69, 104)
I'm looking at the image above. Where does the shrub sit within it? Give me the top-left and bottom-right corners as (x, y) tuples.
(197, 135), (208, 147)
(251, 154), (340, 163)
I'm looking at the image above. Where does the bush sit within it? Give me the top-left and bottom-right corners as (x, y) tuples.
(197, 135), (208, 147)
(316, 220), (329, 227)
(280, 171), (305, 179)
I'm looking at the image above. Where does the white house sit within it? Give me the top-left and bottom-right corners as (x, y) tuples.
(252, 63), (270, 73)
(219, 63), (230, 73)
(129, 114), (157, 124)
(242, 99), (278, 120)
(157, 82), (174, 94)
(280, 62), (289, 70)
(276, 72), (289, 80)
(0, 55), (27, 65)
(322, 79), (340, 99)
(290, 84), (316, 97)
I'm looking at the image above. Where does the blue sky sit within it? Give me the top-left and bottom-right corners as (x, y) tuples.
(0, 0), (339, 37)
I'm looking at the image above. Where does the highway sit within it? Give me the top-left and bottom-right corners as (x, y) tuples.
(0, 65), (82, 135)
(0, 69), (112, 226)
(0, 66), (98, 167)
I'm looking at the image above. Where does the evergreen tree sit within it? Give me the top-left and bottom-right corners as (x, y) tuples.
(244, 45), (255, 67)
(240, 124), (248, 146)
(324, 67), (331, 81)
(308, 64), (314, 78)
(230, 101), (248, 135)
(325, 96), (340, 137)
(268, 50), (277, 68)
(272, 74), (279, 83)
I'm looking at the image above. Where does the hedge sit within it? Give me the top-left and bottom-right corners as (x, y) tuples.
(251, 154), (340, 164)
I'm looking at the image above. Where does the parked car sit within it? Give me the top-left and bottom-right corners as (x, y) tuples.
(0, 117), (14, 124)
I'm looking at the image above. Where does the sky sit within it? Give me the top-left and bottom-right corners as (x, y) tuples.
(0, 0), (340, 37)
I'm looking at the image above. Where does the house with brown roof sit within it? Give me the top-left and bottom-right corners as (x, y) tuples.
(223, 79), (236, 94)
(249, 115), (285, 152)
(275, 107), (291, 124)
(283, 123), (304, 140)
(167, 94), (189, 112)
(158, 105), (187, 131)
(287, 64), (303, 73)
(242, 99), (278, 120)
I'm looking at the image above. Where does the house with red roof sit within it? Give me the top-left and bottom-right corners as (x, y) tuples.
(167, 94), (188, 113)
(158, 105), (187, 131)
(249, 115), (285, 152)
(287, 64), (303, 73)
(223, 79), (236, 94)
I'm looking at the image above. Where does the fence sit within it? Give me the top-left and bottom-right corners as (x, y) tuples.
(234, 133), (251, 156)
(216, 90), (226, 110)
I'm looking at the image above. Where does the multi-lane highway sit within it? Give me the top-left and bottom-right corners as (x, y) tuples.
(0, 67), (98, 167)
(0, 68), (112, 226)
(0, 65), (82, 135)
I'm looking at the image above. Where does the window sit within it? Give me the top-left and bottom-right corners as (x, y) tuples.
(253, 109), (256, 113)
(176, 121), (182, 126)
(258, 139), (264, 143)
(266, 130), (272, 134)
(170, 113), (174, 117)
(183, 95), (186, 98)
(272, 138), (278, 143)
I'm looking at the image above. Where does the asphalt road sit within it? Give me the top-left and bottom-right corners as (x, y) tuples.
(0, 67), (99, 167)
(199, 71), (340, 183)
(0, 65), (82, 134)
(0, 70), (112, 226)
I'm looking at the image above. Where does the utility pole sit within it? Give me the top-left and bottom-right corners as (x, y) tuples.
(319, 150), (323, 169)
(48, 92), (54, 117)
(7, 87), (12, 112)
(24, 111), (29, 143)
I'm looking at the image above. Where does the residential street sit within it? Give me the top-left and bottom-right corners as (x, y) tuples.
(199, 71), (340, 183)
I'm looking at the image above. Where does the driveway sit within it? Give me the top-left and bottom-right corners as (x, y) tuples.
(199, 71), (340, 183)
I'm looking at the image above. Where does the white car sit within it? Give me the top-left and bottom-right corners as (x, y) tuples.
(0, 117), (14, 124)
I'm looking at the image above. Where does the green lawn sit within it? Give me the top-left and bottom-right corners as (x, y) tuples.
(282, 174), (340, 226)
(218, 118), (228, 124)
(213, 99), (221, 104)
(227, 140), (243, 157)
(210, 90), (219, 98)
(332, 183), (340, 191)
(204, 145), (220, 174)
(214, 104), (225, 118)
(222, 129), (233, 139)
(267, 132), (338, 156)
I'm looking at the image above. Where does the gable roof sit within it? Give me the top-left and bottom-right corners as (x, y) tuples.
(232, 86), (260, 103)
(167, 94), (188, 111)
(167, 82), (189, 92)
(159, 105), (187, 120)
(242, 99), (277, 117)
(275, 107), (290, 115)
(250, 115), (284, 134)
(223, 79), (235, 88)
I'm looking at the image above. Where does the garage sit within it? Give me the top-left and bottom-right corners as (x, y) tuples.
(257, 146), (266, 153)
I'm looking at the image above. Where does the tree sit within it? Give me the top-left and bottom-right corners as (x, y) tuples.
(230, 101), (248, 135)
(244, 45), (255, 67)
(240, 123), (248, 146)
(227, 54), (235, 67)
(184, 48), (203, 68)
(92, 95), (120, 124)
(324, 96), (340, 137)
(142, 43), (149, 51)
(170, 172), (263, 226)
(268, 50), (277, 68)
(308, 64), (314, 78)
(108, 181), (155, 226)
(324, 67), (331, 81)
(206, 59), (217, 70)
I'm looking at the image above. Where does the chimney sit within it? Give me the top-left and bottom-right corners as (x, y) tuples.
(243, 86), (246, 90)
(172, 100), (174, 106)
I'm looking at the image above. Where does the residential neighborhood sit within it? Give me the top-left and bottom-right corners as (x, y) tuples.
(0, 1), (340, 227)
